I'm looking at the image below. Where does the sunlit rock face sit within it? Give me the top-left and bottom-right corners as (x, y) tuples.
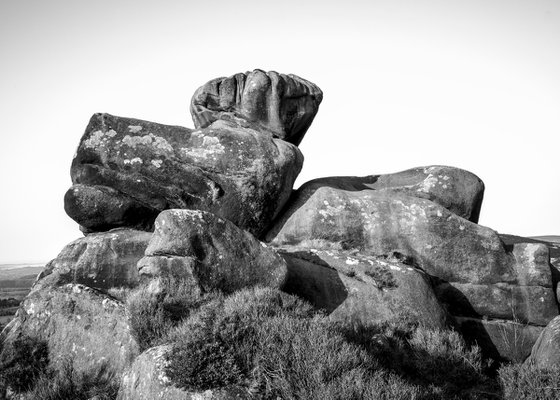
(191, 69), (323, 146)
(65, 113), (303, 237)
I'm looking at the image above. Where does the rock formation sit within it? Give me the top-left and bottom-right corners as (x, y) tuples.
(2, 70), (559, 399)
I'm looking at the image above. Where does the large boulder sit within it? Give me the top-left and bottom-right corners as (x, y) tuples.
(280, 166), (484, 223)
(35, 228), (151, 291)
(1, 283), (138, 379)
(65, 113), (303, 236)
(527, 315), (560, 368)
(278, 247), (449, 329)
(118, 345), (248, 400)
(190, 69), (323, 146)
(138, 209), (287, 294)
(266, 181), (558, 360)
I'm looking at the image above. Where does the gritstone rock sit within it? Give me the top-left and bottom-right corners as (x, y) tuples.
(65, 113), (303, 237)
(1, 284), (138, 380)
(137, 209), (288, 294)
(191, 69), (323, 146)
(35, 228), (151, 291)
(277, 247), (449, 329)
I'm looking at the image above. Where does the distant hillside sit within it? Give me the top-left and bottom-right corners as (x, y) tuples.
(530, 235), (560, 244)
(0, 263), (45, 328)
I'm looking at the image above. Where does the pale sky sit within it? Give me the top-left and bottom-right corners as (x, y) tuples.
(0, 0), (559, 264)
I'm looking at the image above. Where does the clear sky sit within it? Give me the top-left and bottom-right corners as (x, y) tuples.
(0, 0), (559, 264)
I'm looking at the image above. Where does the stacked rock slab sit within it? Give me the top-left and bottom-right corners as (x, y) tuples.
(265, 167), (559, 360)
(65, 70), (322, 236)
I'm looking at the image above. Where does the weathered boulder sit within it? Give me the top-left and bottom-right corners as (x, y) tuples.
(118, 345), (248, 400)
(278, 247), (449, 329)
(35, 228), (151, 291)
(65, 113), (303, 236)
(267, 187), (513, 284)
(1, 283), (138, 378)
(191, 69), (323, 146)
(138, 210), (287, 294)
(527, 315), (560, 368)
(281, 166), (484, 223)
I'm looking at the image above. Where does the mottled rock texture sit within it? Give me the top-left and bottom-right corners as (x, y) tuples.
(266, 176), (558, 360)
(2, 284), (138, 378)
(527, 315), (560, 368)
(191, 69), (323, 146)
(35, 228), (151, 291)
(118, 345), (248, 400)
(65, 113), (303, 236)
(278, 247), (449, 329)
(138, 209), (287, 293)
(278, 166), (484, 223)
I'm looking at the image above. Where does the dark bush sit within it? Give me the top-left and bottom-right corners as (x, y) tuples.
(0, 335), (49, 393)
(499, 362), (560, 400)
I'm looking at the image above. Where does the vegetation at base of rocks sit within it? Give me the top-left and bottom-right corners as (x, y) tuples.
(0, 335), (118, 399)
(164, 287), (498, 399)
(22, 359), (118, 400)
(0, 335), (49, 393)
(126, 276), (221, 352)
(498, 362), (560, 400)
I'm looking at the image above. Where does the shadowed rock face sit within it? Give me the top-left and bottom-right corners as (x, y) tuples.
(277, 247), (449, 330)
(66, 113), (303, 236)
(528, 315), (560, 368)
(191, 70), (323, 146)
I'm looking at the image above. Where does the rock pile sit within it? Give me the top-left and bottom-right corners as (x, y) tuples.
(2, 69), (559, 398)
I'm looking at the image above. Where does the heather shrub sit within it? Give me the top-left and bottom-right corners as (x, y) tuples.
(499, 362), (560, 400)
(23, 358), (118, 400)
(126, 276), (217, 351)
(164, 287), (497, 399)
(0, 335), (49, 393)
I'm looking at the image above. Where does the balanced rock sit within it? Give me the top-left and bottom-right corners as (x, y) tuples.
(35, 228), (151, 291)
(118, 345), (248, 400)
(278, 247), (449, 329)
(65, 112), (304, 236)
(1, 283), (138, 379)
(191, 69), (323, 146)
(138, 209), (287, 294)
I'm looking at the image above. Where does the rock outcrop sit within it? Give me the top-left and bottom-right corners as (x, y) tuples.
(6, 70), (560, 398)
(191, 70), (323, 146)
(138, 209), (288, 294)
